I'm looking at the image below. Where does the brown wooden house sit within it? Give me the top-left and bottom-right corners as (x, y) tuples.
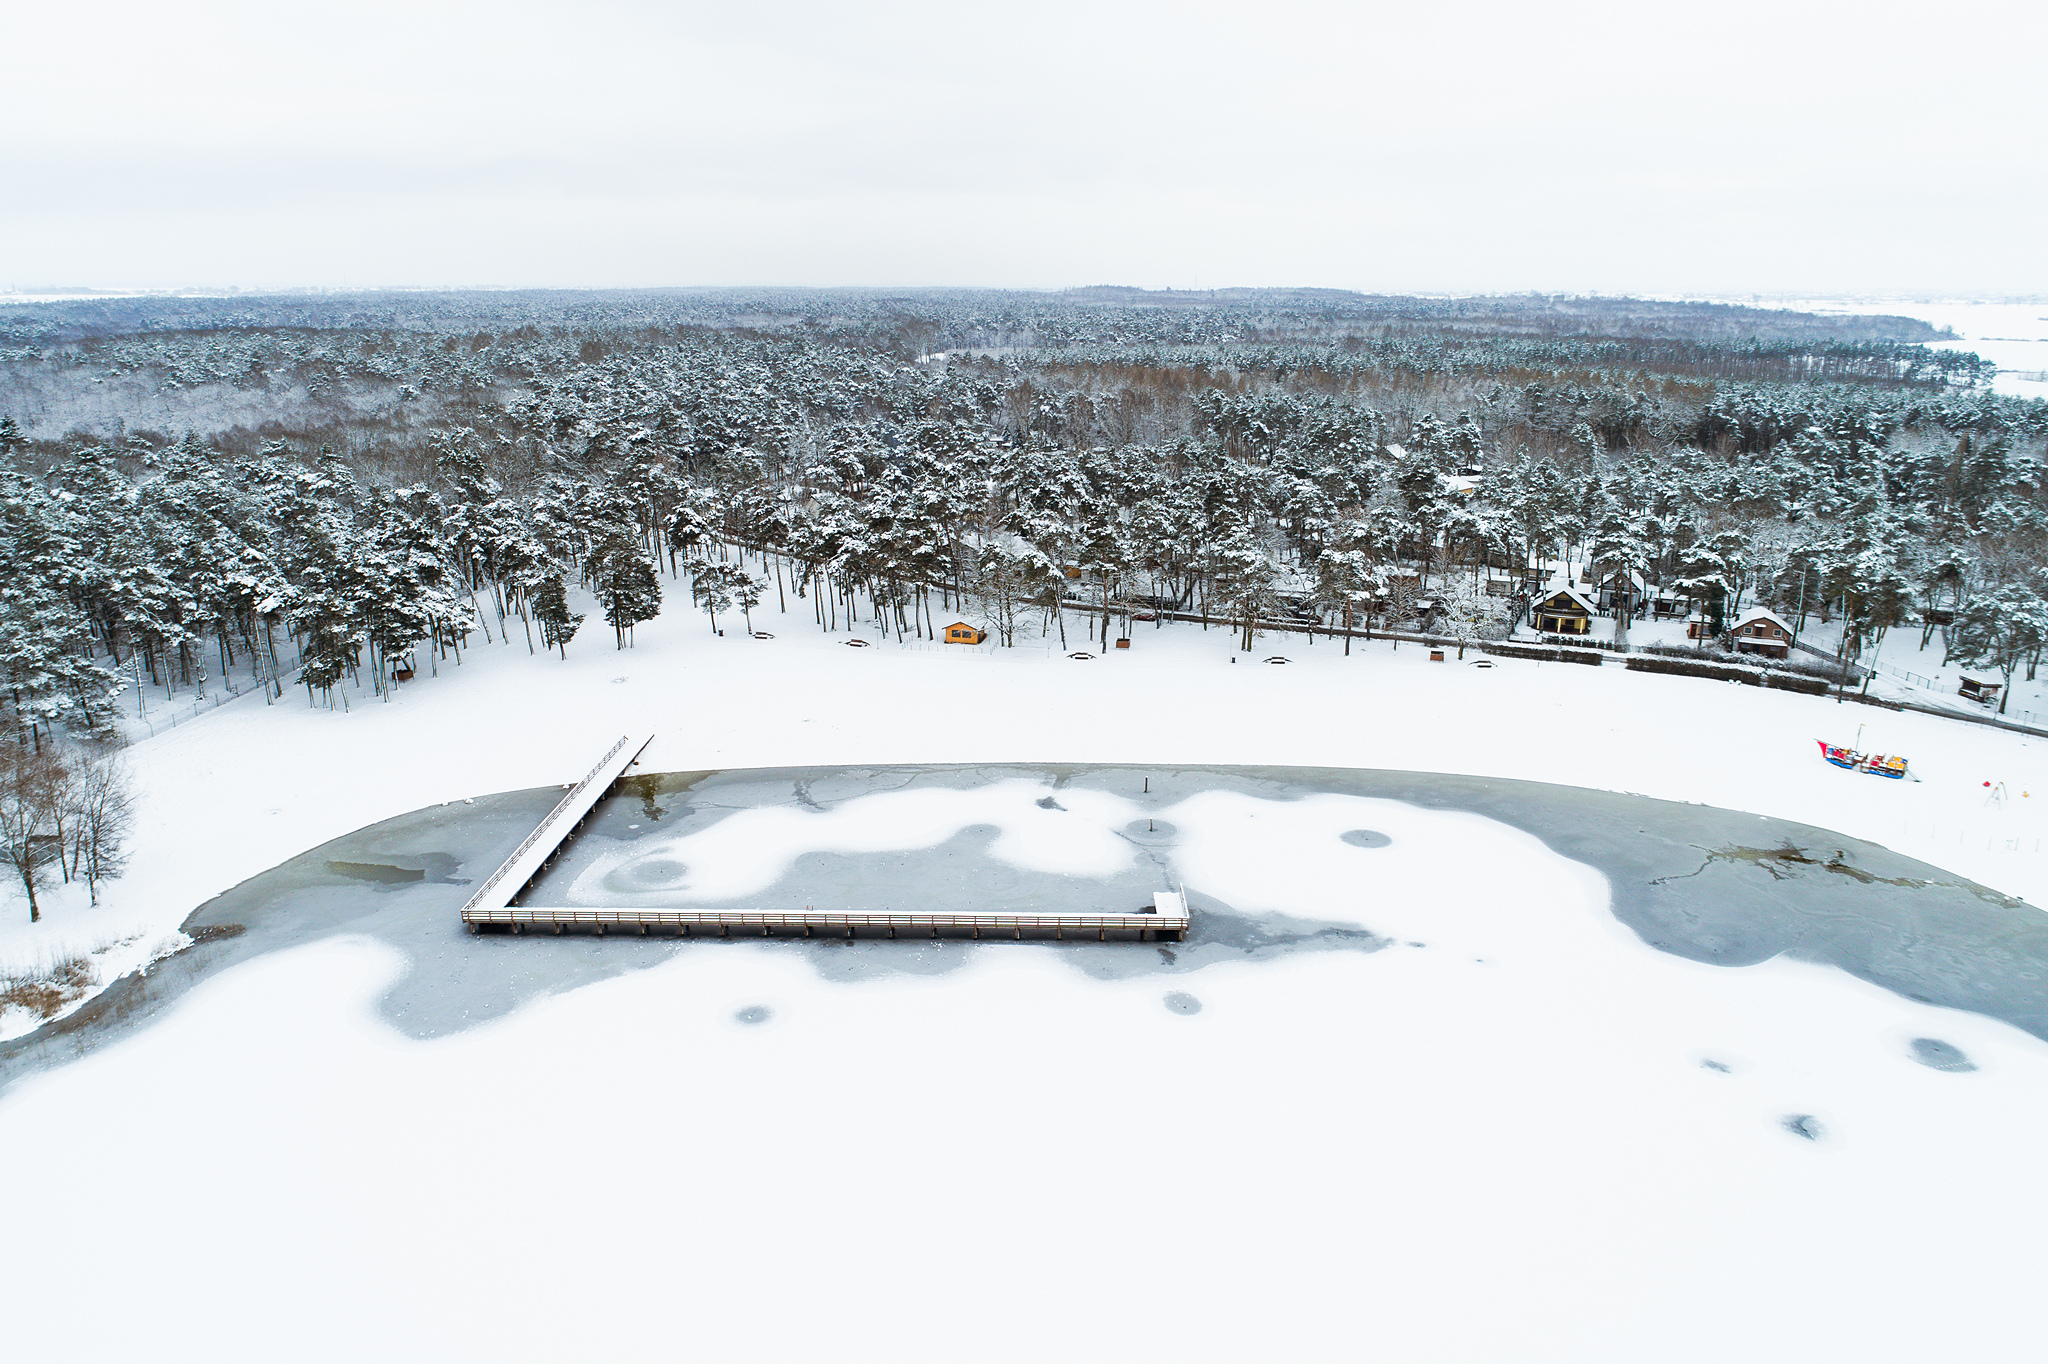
(1728, 608), (1794, 659)
(942, 621), (987, 645)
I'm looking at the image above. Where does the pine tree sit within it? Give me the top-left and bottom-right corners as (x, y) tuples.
(689, 559), (734, 634)
(532, 575), (584, 658)
(591, 536), (660, 648)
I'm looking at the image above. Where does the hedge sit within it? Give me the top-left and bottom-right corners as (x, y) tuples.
(1763, 673), (1830, 696)
(1621, 655), (1837, 694)
(1483, 643), (1604, 666)
(1624, 655), (1762, 685)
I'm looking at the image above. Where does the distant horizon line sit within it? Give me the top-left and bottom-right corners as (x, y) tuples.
(4, 284), (2044, 306)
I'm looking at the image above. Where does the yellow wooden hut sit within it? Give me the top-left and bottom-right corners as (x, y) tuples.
(1531, 584), (1596, 635)
(943, 621), (988, 645)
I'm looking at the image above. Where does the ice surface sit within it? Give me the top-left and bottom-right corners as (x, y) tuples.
(3, 791), (2045, 1360)
(566, 778), (1141, 903)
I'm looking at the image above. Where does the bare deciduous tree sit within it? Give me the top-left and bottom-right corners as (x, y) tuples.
(65, 749), (133, 906)
(0, 743), (69, 923)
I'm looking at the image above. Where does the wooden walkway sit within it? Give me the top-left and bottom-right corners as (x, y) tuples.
(458, 746), (1192, 943)
(458, 734), (655, 921)
(465, 892), (1191, 941)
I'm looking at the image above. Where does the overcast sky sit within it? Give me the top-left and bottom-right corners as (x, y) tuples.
(5, 0), (2042, 296)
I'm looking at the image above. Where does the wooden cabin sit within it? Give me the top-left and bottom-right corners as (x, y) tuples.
(1728, 608), (1793, 659)
(1530, 584), (1596, 635)
(1960, 675), (2003, 705)
(942, 621), (987, 645)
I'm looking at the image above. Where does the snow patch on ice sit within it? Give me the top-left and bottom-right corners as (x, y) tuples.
(567, 778), (1141, 903)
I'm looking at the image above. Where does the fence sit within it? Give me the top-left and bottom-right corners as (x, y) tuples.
(1851, 656), (2048, 728)
(1870, 658), (1942, 690)
(1790, 637), (1868, 681)
(120, 642), (310, 741)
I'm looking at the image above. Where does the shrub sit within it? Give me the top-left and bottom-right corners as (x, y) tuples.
(1485, 643), (1603, 665)
(1763, 672), (1830, 695)
(1768, 655), (1858, 683)
(0, 955), (95, 1019)
(1624, 655), (1762, 685)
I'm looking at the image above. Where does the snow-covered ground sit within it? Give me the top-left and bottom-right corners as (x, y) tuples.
(5, 588), (2048, 1360)
(1762, 614), (2048, 729)
(12, 590), (2048, 981)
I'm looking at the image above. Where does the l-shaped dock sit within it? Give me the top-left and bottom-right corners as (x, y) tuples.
(458, 735), (1192, 942)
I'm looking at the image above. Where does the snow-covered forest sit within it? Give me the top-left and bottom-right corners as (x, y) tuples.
(4, 286), (2046, 744)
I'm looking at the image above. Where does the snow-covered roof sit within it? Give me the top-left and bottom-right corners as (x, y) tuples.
(1594, 567), (1648, 591)
(1732, 608), (1793, 634)
(1536, 582), (1597, 614)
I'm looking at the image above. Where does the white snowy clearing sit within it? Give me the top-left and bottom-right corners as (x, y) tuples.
(5, 591), (2047, 1361)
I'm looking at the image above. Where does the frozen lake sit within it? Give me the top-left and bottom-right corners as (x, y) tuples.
(10, 762), (2044, 1070)
(6, 764), (2047, 1360)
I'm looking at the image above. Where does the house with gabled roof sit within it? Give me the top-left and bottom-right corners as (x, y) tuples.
(1727, 607), (1794, 659)
(1590, 567), (1648, 614)
(1530, 582), (1597, 635)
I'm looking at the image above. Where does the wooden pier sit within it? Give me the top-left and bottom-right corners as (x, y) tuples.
(458, 734), (654, 922)
(458, 739), (1191, 942)
(466, 892), (1191, 941)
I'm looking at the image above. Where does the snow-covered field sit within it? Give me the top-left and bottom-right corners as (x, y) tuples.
(5, 592), (2047, 1360)
(15, 593), (2048, 990)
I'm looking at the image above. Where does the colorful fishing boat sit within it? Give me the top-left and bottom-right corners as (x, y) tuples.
(1816, 740), (1909, 779)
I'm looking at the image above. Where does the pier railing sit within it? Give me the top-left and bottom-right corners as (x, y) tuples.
(461, 734), (644, 916)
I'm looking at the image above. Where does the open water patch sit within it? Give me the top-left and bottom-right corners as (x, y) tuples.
(1909, 1037), (1977, 1072)
(323, 853), (464, 890)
